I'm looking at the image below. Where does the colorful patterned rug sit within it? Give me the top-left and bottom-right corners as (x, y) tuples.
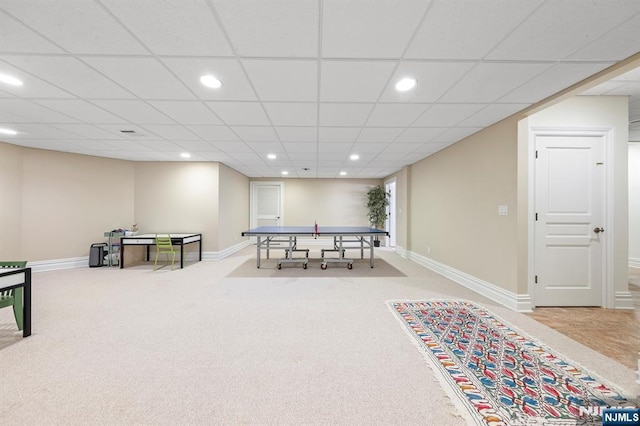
(388, 300), (637, 426)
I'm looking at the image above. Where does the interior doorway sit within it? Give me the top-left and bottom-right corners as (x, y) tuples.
(385, 178), (396, 247)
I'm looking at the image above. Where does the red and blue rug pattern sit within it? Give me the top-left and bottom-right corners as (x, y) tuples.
(389, 300), (637, 426)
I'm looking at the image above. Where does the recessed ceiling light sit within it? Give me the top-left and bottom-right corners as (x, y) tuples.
(0, 127), (17, 135)
(267, 153), (277, 160)
(395, 77), (417, 92)
(0, 73), (23, 87)
(350, 154), (359, 161)
(200, 74), (222, 89)
(340, 171), (347, 176)
(180, 152), (191, 158)
(281, 170), (289, 175)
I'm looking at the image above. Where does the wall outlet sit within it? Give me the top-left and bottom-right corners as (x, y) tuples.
(498, 205), (508, 216)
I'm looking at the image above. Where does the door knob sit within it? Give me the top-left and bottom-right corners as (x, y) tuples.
(593, 227), (604, 234)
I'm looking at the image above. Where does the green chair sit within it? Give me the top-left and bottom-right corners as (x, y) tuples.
(154, 234), (176, 271)
(0, 261), (27, 330)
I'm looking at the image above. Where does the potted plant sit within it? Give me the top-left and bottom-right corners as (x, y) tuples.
(366, 185), (389, 247)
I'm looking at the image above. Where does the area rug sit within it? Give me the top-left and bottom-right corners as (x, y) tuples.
(388, 300), (637, 426)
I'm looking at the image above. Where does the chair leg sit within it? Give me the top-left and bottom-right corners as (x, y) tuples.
(171, 251), (176, 270)
(12, 288), (23, 331)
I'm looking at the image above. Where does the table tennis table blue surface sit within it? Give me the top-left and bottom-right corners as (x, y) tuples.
(242, 226), (387, 236)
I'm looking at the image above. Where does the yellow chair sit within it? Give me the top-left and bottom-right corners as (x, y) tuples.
(0, 261), (27, 330)
(154, 234), (176, 271)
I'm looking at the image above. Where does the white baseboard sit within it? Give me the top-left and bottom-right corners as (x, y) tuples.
(205, 239), (251, 260)
(614, 291), (635, 309)
(405, 250), (532, 312)
(629, 257), (640, 268)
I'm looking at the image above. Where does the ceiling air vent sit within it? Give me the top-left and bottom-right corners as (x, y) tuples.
(120, 130), (144, 137)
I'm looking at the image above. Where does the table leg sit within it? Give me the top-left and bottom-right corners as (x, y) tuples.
(180, 244), (185, 268)
(257, 236), (261, 268)
(120, 244), (125, 269)
(370, 236), (374, 268)
(23, 269), (31, 337)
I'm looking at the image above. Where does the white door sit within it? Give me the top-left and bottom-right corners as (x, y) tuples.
(251, 182), (283, 228)
(534, 134), (605, 306)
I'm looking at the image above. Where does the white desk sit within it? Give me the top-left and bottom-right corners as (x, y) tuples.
(119, 233), (202, 269)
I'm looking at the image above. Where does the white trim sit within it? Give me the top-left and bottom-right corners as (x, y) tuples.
(250, 181), (284, 228)
(408, 250), (532, 312)
(629, 258), (640, 269)
(528, 127), (615, 308)
(204, 239), (251, 260)
(28, 257), (89, 272)
(614, 291), (635, 309)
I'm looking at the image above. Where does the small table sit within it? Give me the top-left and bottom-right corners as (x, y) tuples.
(0, 267), (31, 337)
(119, 233), (203, 269)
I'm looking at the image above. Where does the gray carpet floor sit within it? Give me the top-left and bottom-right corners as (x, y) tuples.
(0, 247), (637, 425)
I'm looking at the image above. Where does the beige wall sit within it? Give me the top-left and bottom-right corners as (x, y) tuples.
(0, 142), (24, 258)
(526, 96), (629, 298)
(407, 119), (519, 293)
(630, 142), (640, 265)
(134, 162), (219, 252)
(19, 147), (134, 260)
(218, 163), (249, 249)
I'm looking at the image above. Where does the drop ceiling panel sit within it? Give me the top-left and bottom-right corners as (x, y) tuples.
(139, 140), (185, 152)
(6, 123), (84, 139)
(138, 125), (201, 141)
(245, 141), (283, 153)
(381, 143), (423, 154)
(0, 99), (80, 123)
(161, 58), (257, 101)
(82, 57), (195, 100)
(3, 56), (135, 99)
(147, 101), (223, 125)
(457, 104), (529, 127)
(318, 103), (373, 126)
(51, 124), (125, 140)
(406, 0), (542, 60)
(365, 103), (428, 127)
(206, 102), (270, 126)
(34, 100), (127, 124)
(318, 142), (352, 153)
(214, 0), (318, 57)
(275, 127), (317, 142)
(102, 0), (233, 56)
(439, 62), (553, 103)
(568, 14), (640, 62)
(320, 61), (396, 102)
(207, 141), (252, 153)
(321, 0), (429, 58)
(263, 103), (317, 126)
(231, 126), (278, 142)
(96, 125), (160, 140)
(318, 127), (361, 142)
(282, 142), (317, 153)
(0, 11), (64, 53)
(91, 100), (175, 124)
(356, 127), (404, 142)
(0, 60), (73, 98)
(242, 60), (318, 102)
(433, 127), (483, 143)
(1, 0), (148, 54)
(413, 104), (485, 127)
(174, 141), (222, 152)
(395, 127), (448, 143)
(185, 125), (239, 141)
(350, 142), (388, 154)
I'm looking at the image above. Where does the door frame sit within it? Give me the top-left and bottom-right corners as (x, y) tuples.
(384, 177), (397, 247)
(528, 127), (615, 308)
(249, 180), (284, 230)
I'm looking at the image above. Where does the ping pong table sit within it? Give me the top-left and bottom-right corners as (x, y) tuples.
(241, 226), (389, 269)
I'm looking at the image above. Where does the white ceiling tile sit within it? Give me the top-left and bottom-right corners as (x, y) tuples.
(95, 125), (161, 140)
(0, 109), (32, 122)
(102, 0), (233, 56)
(395, 127), (448, 143)
(287, 151), (318, 160)
(357, 128), (404, 142)
(231, 126), (278, 142)
(275, 127), (317, 142)
(406, 1), (543, 60)
(318, 127), (360, 142)
(207, 141), (252, 153)
(5, 123), (84, 139)
(379, 62), (476, 102)
(320, 61), (397, 102)
(174, 140), (221, 152)
(365, 103), (428, 127)
(34, 100), (127, 123)
(413, 104), (486, 127)
(0, 11), (64, 53)
(214, 0), (318, 57)
(244, 142), (283, 153)
(0, 99), (79, 123)
(382, 143), (422, 154)
(147, 101), (223, 125)
(322, 0), (429, 58)
(487, 1), (639, 61)
(282, 142), (317, 153)
(138, 125), (201, 141)
(603, 82), (640, 97)
(92, 100), (175, 124)
(499, 63), (614, 103)
(319, 103), (374, 126)
(439, 62), (552, 103)
(4, 56), (135, 99)
(196, 152), (234, 162)
(82, 57), (195, 100)
(139, 140), (185, 152)
(1, 0), (147, 54)
(242, 60), (318, 102)
(318, 142), (352, 153)
(51, 124), (124, 140)
(263, 103), (317, 126)
(0, 60), (73, 98)
(457, 104), (529, 127)
(206, 102), (270, 126)
(185, 125), (239, 141)
(432, 127), (483, 143)
(161, 58), (257, 101)
(568, 13), (640, 61)
(350, 142), (388, 154)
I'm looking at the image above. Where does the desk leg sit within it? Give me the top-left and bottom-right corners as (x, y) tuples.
(23, 269), (31, 337)
(180, 245), (185, 268)
(120, 244), (125, 269)
(370, 236), (374, 268)
(257, 236), (261, 268)
(199, 238), (202, 261)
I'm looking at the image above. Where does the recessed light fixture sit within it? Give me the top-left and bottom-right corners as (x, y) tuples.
(350, 154), (359, 161)
(281, 170), (289, 175)
(395, 77), (417, 92)
(0, 127), (17, 135)
(267, 153), (277, 160)
(0, 73), (23, 87)
(200, 74), (222, 89)
(340, 171), (347, 176)
(180, 152), (191, 158)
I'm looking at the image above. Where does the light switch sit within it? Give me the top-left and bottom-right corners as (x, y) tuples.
(498, 205), (508, 216)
